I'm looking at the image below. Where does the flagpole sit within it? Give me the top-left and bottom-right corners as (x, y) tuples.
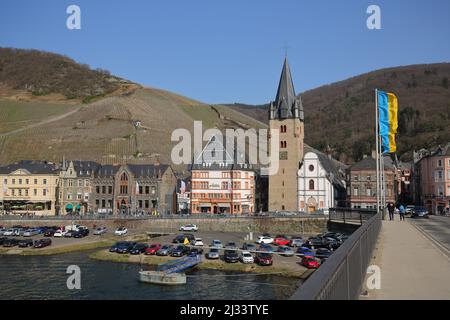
(375, 89), (380, 215)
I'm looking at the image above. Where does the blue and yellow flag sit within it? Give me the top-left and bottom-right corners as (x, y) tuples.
(377, 90), (398, 153)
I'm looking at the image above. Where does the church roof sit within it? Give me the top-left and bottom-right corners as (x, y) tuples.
(270, 57), (304, 120)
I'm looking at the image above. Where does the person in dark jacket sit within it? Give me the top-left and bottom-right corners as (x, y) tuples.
(387, 203), (395, 221)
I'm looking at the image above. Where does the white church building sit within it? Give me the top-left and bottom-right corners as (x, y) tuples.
(297, 147), (347, 214)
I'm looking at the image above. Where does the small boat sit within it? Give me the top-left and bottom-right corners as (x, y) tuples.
(139, 270), (186, 285)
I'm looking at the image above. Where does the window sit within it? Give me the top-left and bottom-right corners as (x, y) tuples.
(11, 189), (15, 196)
(151, 187), (156, 194)
(67, 194), (72, 200)
(78, 180), (83, 187)
(145, 186), (150, 194)
(77, 194), (82, 200)
(34, 189), (37, 196)
(43, 189), (47, 196)
(438, 160), (443, 167)
(309, 165), (314, 172)
(43, 179), (47, 185)
(34, 179), (37, 184)
(108, 186), (113, 194)
(309, 179), (315, 190)
(120, 173), (128, 181)
(95, 200), (100, 206)
(96, 186), (100, 194)
(12, 179), (15, 185)
(353, 188), (359, 196)
(138, 200), (143, 208)
(366, 188), (372, 196)
(120, 185), (128, 194)
(18, 189), (22, 196)
(25, 189), (28, 196)
(102, 186), (106, 194)
(25, 179), (29, 184)
(145, 200), (149, 209)
(102, 200), (106, 208)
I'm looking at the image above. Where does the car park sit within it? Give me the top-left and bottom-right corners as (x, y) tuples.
(114, 227), (128, 236)
(191, 238), (204, 246)
(278, 245), (294, 257)
(93, 227), (107, 235)
(211, 240), (223, 248)
(255, 253), (273, 266)
(130, 243), (149, 255)
(256, 236), (274, 244)
(296, 246), (315, 257)
(34, 238), (52, 249)
(156, 245), (173, 256)
(179, 224), (198, 232)
(206, 248), (220, 260)
(171, 245), (189, 257)
(145, 243), (162, 255)
(240, 251), (254, 264)
(3, 238), (19, 247)
(18, 239), (34, 248)
(224, 250), (239, 263)
(301, 256), (320, 269)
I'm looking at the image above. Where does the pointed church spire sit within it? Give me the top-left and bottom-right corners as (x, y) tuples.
(269, 57), (304, 121)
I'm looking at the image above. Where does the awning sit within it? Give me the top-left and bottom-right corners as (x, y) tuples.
(66, 204), (73, 211)
(199, 203), (211, 207)
(218, 203), (231, 208)
(75, 204), (81, 211)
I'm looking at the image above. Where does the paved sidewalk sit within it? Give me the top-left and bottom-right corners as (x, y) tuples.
(365, 219), (450, 300)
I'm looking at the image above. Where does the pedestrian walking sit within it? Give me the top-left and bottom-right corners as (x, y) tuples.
(387, 202), (395, 221)
(399, 204), (406, 221)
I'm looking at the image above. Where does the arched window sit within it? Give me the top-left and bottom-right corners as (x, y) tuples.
(309, 179), (315, 190)
(120, 173), (128, 181)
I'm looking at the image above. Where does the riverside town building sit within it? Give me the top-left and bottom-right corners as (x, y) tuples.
(0, 160), (177, 216)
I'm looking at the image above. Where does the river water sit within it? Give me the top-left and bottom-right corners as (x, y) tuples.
(0, 252), (299, 300)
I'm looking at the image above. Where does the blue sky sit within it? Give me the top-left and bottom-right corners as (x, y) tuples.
(1, 0), (449, 104)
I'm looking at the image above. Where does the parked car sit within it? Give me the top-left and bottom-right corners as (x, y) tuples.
(301, 256), (320, 269)
(3, 238), (19, 247)
(206, 248), (220, 260)
(405, 205), (415, 215)
(116, 241), (136, 254)
(191, 238), (204, 246)
(259, 243), (274, 253)
(289, 238), (304, 247)
(273, 235), (290, 246)
(255, 253), (273, 266)
(73, 228), (89, 238)
(130, 243), (149, 255)
(315, 248), (333, 260)
(240, 251), (254, 264)
(172, 233), (195, 244)
(179, 224), (198, 232)
(93, 227), (107, 235)
(278, 245), (295, 257)
(242, 242), (257, 252)
(304, 236), (329, 249)
(412, 206), (429, 218)
(224, 250), (239, 263)
(296, 246), (315, 257)
(34, 238), (52, 249)
(145, 243), (162, 255)
(0, 228), (6, 236)
(3, 229), (15, 236)
(211, 240), (223, 248)
(188, 247), (204, 256)
(0, 237), (8, 245)
(225, 241), (238, 249)
(44, 228), (57, 237)
(53, 229), (67, 237)
(109, 241), (128, 253)
(256, 236), (274, 244)
(18, 239), (34, 248)
(171, 245), (189, 257)
(156, 245), (174, 256)
(323, 237), (341, 250)
(64, 230), (76, 238)
(114, 227), (128, 236)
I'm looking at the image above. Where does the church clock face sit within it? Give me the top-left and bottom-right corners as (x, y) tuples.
(279, 151), (288, 160)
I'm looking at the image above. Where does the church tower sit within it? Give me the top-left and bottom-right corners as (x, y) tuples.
(268, 57), (304, 211)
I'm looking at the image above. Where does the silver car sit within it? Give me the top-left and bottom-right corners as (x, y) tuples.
(278, 245), (295, 257)
(211, 240), (223, 249)
(93, 227), (107, 235)
(23, 229), (39, 237)
(206, 248), (220, 260)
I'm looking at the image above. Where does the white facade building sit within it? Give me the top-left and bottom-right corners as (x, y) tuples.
(297, 150), (346, 213)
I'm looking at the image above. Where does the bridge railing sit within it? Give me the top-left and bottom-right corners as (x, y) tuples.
(291, 210), (381, 300)
(328, 207), (378, 225)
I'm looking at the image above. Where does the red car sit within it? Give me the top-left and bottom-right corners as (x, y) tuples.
(255, 253), (273, 266)
(145, 243), (162, 255)
(273, 236), (290, 246)
(301, 256), (320, 269)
